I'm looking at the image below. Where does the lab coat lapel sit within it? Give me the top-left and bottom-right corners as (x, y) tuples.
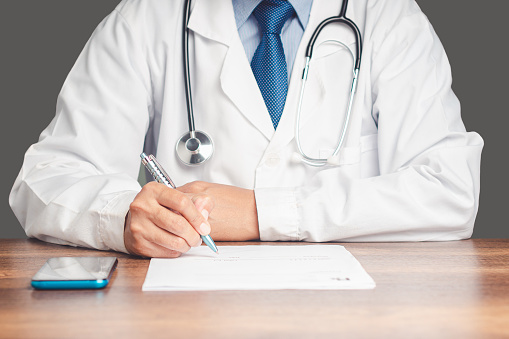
(268, 0), (357, 150)
(220, 38), (276, 140)
(188, 0), (275, 141)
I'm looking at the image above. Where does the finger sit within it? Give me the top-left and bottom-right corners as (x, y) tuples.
(127, 192), (202, 249)
(150, 242), (183, 259)
(149, 215), (202, 250)
(134, 237), (184, 259)
(125, 219), (185, 258)
(155, 187), (211, 235)
(129, 185), (202, 247)
(145, 204), (202, 247)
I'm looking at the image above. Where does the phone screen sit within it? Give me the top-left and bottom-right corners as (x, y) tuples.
(31, 257), (118, 289)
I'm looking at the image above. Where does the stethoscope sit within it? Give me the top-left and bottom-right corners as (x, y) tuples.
(176, 0), (362, 167)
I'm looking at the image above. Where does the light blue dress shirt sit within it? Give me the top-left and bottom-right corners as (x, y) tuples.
(232, 0), (313, 77)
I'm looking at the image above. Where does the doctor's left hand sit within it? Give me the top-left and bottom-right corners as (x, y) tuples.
(177, 181), (260, 241)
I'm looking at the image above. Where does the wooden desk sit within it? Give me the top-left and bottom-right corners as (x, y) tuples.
(1, 239), (508, 338)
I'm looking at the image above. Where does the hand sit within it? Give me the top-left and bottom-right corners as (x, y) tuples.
(177, 181), (260, 241)
(124, 181), (214, 258)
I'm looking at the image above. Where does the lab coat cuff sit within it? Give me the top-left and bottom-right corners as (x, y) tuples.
(98, 190), (138, 254)
(255, 187), (300, 241)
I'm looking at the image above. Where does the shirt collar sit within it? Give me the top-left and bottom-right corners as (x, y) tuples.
(232, 0), (313, 30)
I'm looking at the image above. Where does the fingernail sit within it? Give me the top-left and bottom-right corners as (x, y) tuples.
(201, 209), (209, 220)
(200, 222), (211, 235)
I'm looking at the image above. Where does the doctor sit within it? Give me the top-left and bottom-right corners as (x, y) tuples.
(10, 0), (483, 258)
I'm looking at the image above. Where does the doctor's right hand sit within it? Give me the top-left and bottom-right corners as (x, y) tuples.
(123, 182), (214, 258)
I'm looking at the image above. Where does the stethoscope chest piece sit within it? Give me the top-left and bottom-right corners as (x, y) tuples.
(176, 130), (214, 166)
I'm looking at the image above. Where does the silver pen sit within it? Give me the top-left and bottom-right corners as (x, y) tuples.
(140, 152), (218, 253)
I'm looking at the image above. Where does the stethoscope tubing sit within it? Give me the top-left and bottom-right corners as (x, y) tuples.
(183, 0), (195, 133)
(306, 16), (362, 70)
(296, 2), (363, 167)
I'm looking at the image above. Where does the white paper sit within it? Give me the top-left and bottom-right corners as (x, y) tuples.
(142, 245), (375, 291)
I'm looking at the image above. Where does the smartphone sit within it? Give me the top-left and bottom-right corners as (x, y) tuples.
(31, 257), (118, 290)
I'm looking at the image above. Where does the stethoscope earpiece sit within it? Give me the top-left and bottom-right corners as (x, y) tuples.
(176, 130), (214, 166)
(291, 152), (303, 164)
(326, 156), (341, 166)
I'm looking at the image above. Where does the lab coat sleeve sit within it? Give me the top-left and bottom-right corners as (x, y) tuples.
(9, 8), (151, 252)
(256, 0), (484, 242)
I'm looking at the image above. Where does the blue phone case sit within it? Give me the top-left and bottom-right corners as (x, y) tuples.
(31, 257), (117, 290)
(31, 279), (110, 290)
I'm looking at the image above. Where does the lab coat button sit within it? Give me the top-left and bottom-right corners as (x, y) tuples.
(265, 154), (280, 168)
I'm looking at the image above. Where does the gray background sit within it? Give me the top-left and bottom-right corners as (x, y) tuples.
(1, 1), (507, 238)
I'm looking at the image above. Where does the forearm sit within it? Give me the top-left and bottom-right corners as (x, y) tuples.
(10, 164), (140, 252)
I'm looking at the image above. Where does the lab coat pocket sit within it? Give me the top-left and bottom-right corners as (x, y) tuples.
(318, 134), (379, 172)
(319, 146), (360, 166)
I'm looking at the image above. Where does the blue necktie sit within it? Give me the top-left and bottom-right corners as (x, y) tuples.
(251, 0), (295, 129)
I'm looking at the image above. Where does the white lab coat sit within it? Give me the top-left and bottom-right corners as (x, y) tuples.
(10, 0), (483, 253)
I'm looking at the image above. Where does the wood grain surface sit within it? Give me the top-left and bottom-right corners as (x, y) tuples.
(1, 239), (508, 339)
